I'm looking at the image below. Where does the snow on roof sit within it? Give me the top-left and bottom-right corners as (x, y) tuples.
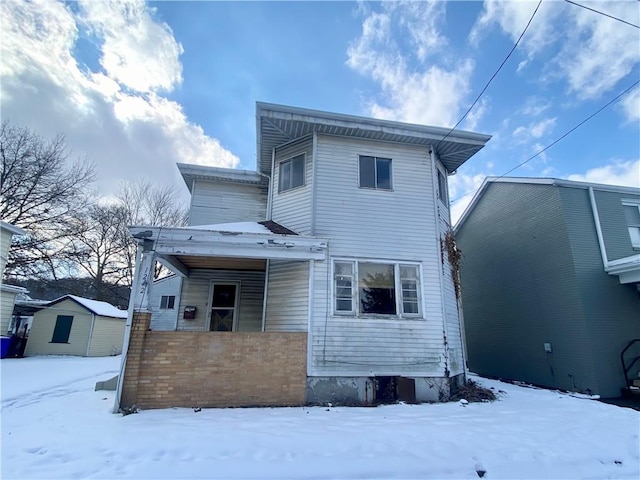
(184, 221), (298, 236)
(50, 295), (127, 319)
(186, 222), (272, 234)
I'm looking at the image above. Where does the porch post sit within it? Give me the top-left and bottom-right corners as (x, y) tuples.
(113, 240), (156, 413)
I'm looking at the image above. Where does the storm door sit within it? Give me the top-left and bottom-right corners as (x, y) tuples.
(208, 283), (239, 331)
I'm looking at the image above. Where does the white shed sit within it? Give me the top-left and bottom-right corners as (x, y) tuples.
(25, 295), (127, 357)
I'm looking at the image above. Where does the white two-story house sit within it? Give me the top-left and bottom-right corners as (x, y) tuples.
(115, 103), (491, 410)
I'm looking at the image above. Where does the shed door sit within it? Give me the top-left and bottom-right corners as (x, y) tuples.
(209, 283), (239, 331)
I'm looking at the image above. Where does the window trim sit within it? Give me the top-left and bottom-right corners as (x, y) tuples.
(437, 168), (448, 205)
(358, 155), (393, 191)
(622, 201), (640, 249)
(207, 281), (241, 332)
(278, 153), (306, 193)
(160, 295), (176, 309)
(332, 258), (423, 319)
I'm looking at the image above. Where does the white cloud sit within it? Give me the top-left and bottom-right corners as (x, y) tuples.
(78, 0), (184, 93)
(0, 0), (238, 202)
(471, 0), (640, 101)
(557, 2), (640, 99)
(621, 86), (640, 122)
(513, 117), (557, 141)
(567, 159), (640, 188)
(463, 98), (490, 131)
(347, 2), (476, 127)
(469, 0), (561, 55)
(449, 171), (489, 225)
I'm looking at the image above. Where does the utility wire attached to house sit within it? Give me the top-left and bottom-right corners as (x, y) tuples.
(564, 0), (640, 29)
(450, 79), (640, 206)
(435, 0), (543, 151)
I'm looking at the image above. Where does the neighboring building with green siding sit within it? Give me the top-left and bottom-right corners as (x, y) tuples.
(25, 295), (127, 357)
(455, 178), (640, 398)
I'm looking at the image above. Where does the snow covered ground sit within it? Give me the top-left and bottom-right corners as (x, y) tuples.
(1, 355), (638, 480)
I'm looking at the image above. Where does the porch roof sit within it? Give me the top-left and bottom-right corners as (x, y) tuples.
(129, 221), (328, 277)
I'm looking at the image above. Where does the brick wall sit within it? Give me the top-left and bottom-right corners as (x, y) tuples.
(120, 312), (308, 409)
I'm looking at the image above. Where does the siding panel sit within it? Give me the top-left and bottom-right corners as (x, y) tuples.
(309, 136), (448, 376)
(87, 317), (126, 356)
(177, 270), (265, 332)
(265, 260), (309, 332)
(190, 180), (267, 226)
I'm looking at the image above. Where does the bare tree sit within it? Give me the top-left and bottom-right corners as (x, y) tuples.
(0, 121), (95, 279)
(116, 180), (188, 284)
(64, 204), (130, 301)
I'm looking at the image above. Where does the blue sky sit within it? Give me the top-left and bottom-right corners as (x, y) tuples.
(2, 0), (638, 221)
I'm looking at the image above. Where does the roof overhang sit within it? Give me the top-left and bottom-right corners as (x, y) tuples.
(177, 163), (266, 193)
(1, 221), (26, 236)
(257, 102), (491, 176)
(0, 284), (28, 295)
(606, 255), (640, 284)
(129, 224), (328, 277)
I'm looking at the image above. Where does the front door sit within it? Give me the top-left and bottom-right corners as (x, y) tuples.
(209, 283), (239, 331)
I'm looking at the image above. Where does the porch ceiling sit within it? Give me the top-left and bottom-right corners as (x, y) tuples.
(168, 256), (266, 271)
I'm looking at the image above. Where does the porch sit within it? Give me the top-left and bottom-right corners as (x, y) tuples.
(115, 221), (328, 411)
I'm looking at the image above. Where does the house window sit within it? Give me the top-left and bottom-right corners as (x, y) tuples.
(359, 156), (392, 190)
(160, 295), (175, 309)
(51, 315), (73, 343)
(279, 154), (305, 192)
(333, 260), (421, 317)
(437, 170), (448, 204)
(623, 203), (640, 248)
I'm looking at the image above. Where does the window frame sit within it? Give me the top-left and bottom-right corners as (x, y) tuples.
(437, 169), (448, 205)
(332, 259), (422, 319)
(622, 201), (640, 249)
(278, 153), (306, 193)
(358, 155), (393, 190)
(160, 295), (176, 309)
(50, 315), (73, 343)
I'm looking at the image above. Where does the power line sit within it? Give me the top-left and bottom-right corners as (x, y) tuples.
(435, 0), (543, 151)
(564, 0), (640, 29)
(450, 80), (640, 204)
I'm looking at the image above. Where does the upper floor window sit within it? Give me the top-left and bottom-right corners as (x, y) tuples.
(333, 260), (421, 318)
(359, 156), (392, 190)
(623, 202), (640, 248)
(279, 154), (305, 192)
(160, 295), (176, 309)
(437, 170), (448, 204)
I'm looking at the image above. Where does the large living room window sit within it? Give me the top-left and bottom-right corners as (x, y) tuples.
(279, 153), (305, 192)
(333, 260), (421, 317)
(359, 156), (392, 190)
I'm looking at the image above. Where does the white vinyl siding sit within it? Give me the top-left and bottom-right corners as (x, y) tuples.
(149, 275), (182, 331)
(177, 270), (265, 332)
(189, 180), (266, 226)
(87, 317), (126, 356)
(264, 260), (309, 332)
(0, 289), (18, 335)
(271, 137), (313, 234)
(438, 205), (465, 376)
(309, 135), (450, 376)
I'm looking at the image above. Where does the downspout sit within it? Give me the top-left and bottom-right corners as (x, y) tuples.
(86, 313), (96, 356)
(430, 148), (451, 378)
(261, 260), (270, 332)
(306, 259), (315, 377)
(113, 242), (144, 413)
(267, 147), (276, 219)
(311, 130), (318, 236)
(588, 187), (609, 269)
